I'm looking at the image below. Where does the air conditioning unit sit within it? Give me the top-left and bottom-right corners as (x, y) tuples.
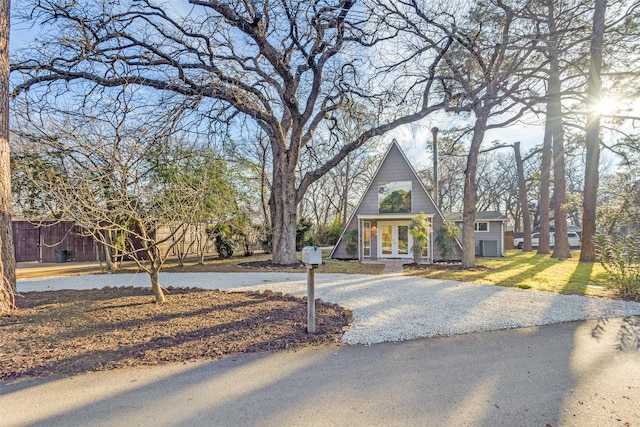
(479, 240), (499, 257)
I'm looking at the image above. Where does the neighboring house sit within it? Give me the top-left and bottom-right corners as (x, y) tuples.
(330, 141), (464, 262)
(443, 211), (508, 257)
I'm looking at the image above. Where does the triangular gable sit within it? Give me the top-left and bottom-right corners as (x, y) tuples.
(330, 139), (462, 258)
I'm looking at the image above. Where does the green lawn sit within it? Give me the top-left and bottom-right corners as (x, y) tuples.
(407, 250), (616, 299)
(163, 249), (617, 299)
(18, 248), (621, 299)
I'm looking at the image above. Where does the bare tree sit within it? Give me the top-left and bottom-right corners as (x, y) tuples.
(298, 103), (381, 230)
(12, 91), (237, 303)
(417, 135), (466, 214)
(421, 1), (543, 267)
(530, 0), (640, 258)
(299, 140), (379, 231)
(537, 0), (573, 259)
(12, 0), (453, 265)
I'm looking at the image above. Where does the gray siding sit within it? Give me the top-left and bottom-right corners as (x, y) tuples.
(357, 144), (438, 215)
(474, 221), (504, 256)
(332, 215), (358, 259)
(453, 220), (504, 257)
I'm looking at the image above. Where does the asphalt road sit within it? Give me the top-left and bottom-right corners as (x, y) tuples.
(5, 271), (640, 426)
(2, 317), (639, 426)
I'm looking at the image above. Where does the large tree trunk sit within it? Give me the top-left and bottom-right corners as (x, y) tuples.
(580, 0), (607, 262)
(545, 0), (571, 259)
(549, 71), (571, 259)
(462, 111), (489, 268)
(258, 136), (271, 231)
(537, 104), (553, 254)
(270, 146), (299, 265)
(0, 0), (15, 302)
(514, 141), (532, 251)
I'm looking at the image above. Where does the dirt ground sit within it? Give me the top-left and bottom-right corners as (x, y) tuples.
(1, 286), (351, 381)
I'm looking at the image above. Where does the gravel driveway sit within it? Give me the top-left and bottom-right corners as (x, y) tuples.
(18, 272), (640, 345)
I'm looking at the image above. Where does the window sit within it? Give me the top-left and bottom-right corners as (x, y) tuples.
(378, 181), (412, 213)
(363, 222), (371, 257)
(475, 222), (489, 232)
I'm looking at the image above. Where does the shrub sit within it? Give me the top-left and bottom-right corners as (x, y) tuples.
(435, 220), (459, 261)
(595, 233), (640, 301)
(343, 229), (358, 256)
(209, 223), (237, 259)
(327, 217), (345, 244)
(409, 213), (432, 264)
(314, 217), (344, 246)
(296, 218), (313, 250)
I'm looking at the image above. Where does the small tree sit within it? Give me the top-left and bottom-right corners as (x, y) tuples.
(435, 220), (459, 261)
(410, 213), (432, 264)
(12, 90), (239, 303)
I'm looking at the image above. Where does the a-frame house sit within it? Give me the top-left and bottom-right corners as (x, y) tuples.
(330, 140), (463, 262)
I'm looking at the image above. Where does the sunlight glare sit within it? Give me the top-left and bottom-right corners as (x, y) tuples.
(595, 97), (616, 115)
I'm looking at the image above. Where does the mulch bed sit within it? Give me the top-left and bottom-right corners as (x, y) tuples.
(238, 260), (306, 269)
(0, 286), (351, 381)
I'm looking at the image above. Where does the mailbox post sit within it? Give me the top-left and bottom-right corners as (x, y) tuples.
(301, 246), (322, 334)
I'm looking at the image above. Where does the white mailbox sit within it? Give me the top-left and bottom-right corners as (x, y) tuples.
(301, 246), (322, 265)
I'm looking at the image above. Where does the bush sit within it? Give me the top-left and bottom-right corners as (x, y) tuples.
(343, 229), (358, 256)
(314, 217), (344, 246)
(595, 233), (640, 301)
(296, 218), (313, 251)
(435, 220), (459, 261)
(409, 213), (432, 264)
(209, 223), (237, 259)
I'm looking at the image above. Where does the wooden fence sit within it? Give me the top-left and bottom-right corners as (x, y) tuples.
(12, 221), (104, 263)
(12, 220), (218, 263)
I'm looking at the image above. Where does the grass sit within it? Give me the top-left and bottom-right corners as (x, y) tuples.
(407, 250), (617, 299)
(18, 248), (624, 300)
(17, 249), (385, 279)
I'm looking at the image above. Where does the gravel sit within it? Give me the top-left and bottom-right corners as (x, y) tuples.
(18, 272), (640, 346)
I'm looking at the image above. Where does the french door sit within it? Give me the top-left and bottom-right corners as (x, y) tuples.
(378, 221), (412, 258)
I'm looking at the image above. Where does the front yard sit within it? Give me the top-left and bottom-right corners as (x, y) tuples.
(16, 249), (629, 300)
